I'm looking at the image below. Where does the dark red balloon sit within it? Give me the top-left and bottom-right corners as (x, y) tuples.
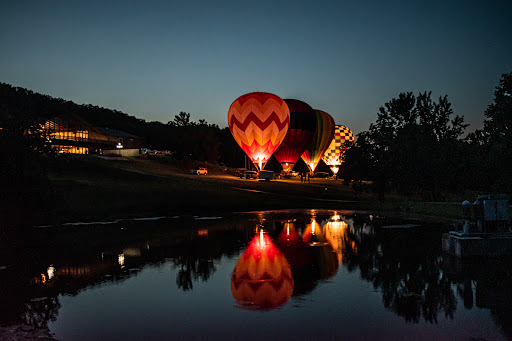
(272, 99), (317, 172)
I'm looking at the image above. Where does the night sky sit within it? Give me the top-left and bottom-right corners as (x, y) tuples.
(1, 1), (510, 134)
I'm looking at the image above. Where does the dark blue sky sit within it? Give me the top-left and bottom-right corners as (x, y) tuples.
(1, 1), (510, 134)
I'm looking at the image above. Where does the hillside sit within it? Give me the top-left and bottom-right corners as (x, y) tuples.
(0, 82), (243, 163)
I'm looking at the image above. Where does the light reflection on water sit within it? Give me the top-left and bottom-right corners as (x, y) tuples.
(0, 210), (511, 340)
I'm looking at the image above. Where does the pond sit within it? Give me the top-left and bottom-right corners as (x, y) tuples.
(1, 210), (511, 340)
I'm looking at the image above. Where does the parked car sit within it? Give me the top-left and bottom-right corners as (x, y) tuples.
(312, 172), (330, 178)
(281, 170), (299, 178)
(258, 170), (274, 181)
(240, 170), (258, 179)
(234, 168), (248, 177)
(190, 167), (207, 175)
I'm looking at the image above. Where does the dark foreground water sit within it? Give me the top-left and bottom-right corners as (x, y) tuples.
(1, 210), (511, 340)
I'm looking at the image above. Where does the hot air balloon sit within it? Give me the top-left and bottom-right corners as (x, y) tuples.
(272, 99), (316, 172)
(228, 92), (290, 171)
(322, 125), (355, 177)
(231, 231), (294, 310)
(323, 214), (350, 263)
(301, 110), (335, 172)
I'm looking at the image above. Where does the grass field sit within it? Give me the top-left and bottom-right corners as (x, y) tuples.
(44, 154), (464, 225)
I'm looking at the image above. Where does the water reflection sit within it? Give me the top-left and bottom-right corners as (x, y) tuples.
(1, 211), (511, 339)
(228, 214), (360, 308)
(323, 214), (353, 263)
(443, 256), (512, 339)
(22, 297), (60, 330)
(276, 222), (311, 271)
(343, 218), (458, 324)
(231, 231), (294, 310)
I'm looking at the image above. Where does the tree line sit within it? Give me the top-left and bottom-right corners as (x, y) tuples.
(343, 72), (512, 200)
(0, 71), (510, 219)
(0, 82), (250, 165)
(0, 83), (242, 228)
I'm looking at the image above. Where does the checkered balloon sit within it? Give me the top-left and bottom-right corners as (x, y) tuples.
(322, 125), (355, 165)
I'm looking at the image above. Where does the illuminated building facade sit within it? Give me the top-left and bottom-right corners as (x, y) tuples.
(41, 114), (144, 154)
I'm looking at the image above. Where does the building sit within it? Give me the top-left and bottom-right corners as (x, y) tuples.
(41, 113), (144, 155)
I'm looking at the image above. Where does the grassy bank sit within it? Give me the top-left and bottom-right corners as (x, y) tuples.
(43, 155), (465, 225)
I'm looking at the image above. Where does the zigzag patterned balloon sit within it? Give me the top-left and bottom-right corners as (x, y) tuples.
(231, 231), (294, 310)
(228, 92), (290, 170)
(322, 125), (355, 166)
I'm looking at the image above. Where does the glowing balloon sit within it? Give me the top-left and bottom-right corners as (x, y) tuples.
(272, 99), (316, 172)
(323, 216), (350, 263)
(228, 92), (290, 170)
(302, 218), (339, 278)
(322, 125), (355, 166)
(302, 218), (339, 279)
(231, 231), (294, 310)
(301, 110), (335, 172)
(302, 218), (328, 246)
(310, 242), (339, 280)
(276, 221), (312, 271)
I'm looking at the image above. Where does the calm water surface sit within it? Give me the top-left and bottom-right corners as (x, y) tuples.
(1, 210), (511, 340)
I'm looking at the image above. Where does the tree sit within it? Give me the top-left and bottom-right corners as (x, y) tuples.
(0, 102), (55, 230)
(483, 72), (512, 141)
(186, 125), (220, 162)
(170, 111), (193, 127)
(350, 91), (467, 198)
(478, 72), (512, 193)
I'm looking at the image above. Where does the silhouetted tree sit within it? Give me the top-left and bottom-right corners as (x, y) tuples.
(481, 72), (512, 193)
(349, 91), (468, 198)
(187, 125), (220, 162)
(0, 87), (56, 229)
(0, 83), (250, 167)
(483, 72), (512, 141)
(170, 111), (193, 127)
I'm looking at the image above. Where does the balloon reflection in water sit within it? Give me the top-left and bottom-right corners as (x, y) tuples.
(276, 221), (312, 271)
(323, 213), (352, 263)
(302, 218), (339, 279)
(231, 231), (294, 310)
(302, 218), (328, 246)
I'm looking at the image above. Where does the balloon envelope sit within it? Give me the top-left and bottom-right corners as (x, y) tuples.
(276, 222), (312, 271)
(322, 125), (355, 166)
(301, 110), (335, 172)
(231, 232), (294, 310)
(302, 218), (328, 246)
(228, 92), (290, 170)
(272, 99), (316, 172)
(323, 218), (350, 263)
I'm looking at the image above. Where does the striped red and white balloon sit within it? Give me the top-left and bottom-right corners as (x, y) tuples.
(228, 92), (290, 170)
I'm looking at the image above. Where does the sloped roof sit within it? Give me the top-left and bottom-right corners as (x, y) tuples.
(95, 127), (143, 139)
